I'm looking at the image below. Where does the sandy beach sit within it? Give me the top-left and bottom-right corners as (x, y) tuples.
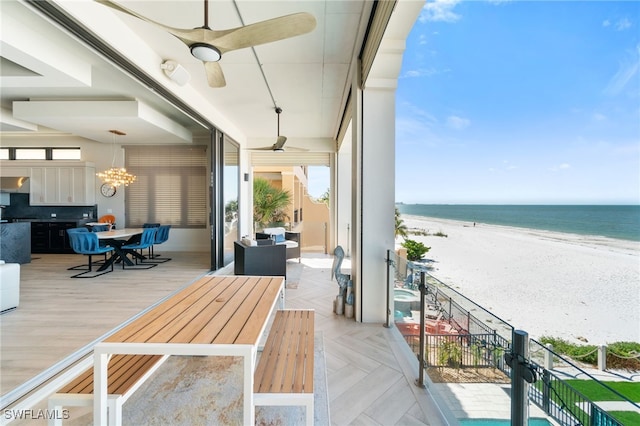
(398, 215), (640, 345)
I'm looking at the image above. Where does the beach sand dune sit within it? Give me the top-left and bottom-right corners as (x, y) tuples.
(400, 215), (640, 345)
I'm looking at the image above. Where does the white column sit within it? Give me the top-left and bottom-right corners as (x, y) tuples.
(360, 83), (397, 323)
(335, 133), (352, 253)
(348, 0), (424, 322)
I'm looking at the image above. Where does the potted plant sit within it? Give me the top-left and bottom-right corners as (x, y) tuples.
(253, 177), (291, 231)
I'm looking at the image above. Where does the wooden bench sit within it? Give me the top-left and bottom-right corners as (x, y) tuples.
(254, 309), (315, 425)
(48, 354), (167, 426)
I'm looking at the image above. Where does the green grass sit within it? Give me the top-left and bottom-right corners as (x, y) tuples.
(535, 379), (640, 425)
(609, 411), (640, 426)
(564, 380), (640, 402)
(563, 380), (640, 426)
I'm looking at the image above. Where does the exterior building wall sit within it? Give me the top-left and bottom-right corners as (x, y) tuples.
(302, 196), (330, 253)
(253, 166), (329, 244)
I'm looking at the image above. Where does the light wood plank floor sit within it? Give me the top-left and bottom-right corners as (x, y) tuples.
(1, 252), (447, 425)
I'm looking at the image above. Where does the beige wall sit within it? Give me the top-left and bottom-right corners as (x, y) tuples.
(302, 196), (330, 253)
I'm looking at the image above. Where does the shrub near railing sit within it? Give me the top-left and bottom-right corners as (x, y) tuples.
(539, 336), (640, 371)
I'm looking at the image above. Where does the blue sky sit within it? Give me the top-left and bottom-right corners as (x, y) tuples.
(395, 0), (640, 205)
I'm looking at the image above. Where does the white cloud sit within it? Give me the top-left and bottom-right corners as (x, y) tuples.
(592, 112), (607, 122)
(615, 17), (632, 31)
(446, 115), (470, 130)
(550, 163), (571, 172)
(602, 19), (611, 28)
(604, 43), (640, 96)
(396, 104), (440, 147)
(401, 67), (443, 78)
(419, 0), (461, 23)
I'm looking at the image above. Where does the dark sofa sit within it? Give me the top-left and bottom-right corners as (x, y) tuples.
(233, 240), (286, 278)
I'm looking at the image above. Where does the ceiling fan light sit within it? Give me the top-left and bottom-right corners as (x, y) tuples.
(273, 148), (285, 153)
(190, 43), (221, 62)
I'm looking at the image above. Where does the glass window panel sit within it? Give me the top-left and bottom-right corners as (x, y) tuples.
(15, 148), (46, 159)
(223, 137), (239, 266)
(0, 149), (8, 160)
(52, 148), (81, 160)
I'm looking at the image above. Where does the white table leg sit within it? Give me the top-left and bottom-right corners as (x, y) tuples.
(93, 351), (108, 425)
(243, 346), (255, 425)
(280, 286), (286, 309)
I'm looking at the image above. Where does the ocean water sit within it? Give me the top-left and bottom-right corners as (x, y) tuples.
(396, 204), (640, 242)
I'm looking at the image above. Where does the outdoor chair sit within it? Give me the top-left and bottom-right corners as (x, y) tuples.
(67, 231), (114, 278)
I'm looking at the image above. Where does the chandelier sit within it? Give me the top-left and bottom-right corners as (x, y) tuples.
(96, 130), (136, 187)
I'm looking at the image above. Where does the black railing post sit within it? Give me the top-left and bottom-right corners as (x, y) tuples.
(511, 329), (530, 426)
(384, 250), (392, 328)
(416, 271), (426, 388)
(542, 369), (551, 414)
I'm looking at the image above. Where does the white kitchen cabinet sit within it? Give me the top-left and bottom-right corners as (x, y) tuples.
(0, 161), (95, 205)
(30, 165), (95, 205)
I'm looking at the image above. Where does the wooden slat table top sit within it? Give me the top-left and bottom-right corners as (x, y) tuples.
(104, 275), (284, 346)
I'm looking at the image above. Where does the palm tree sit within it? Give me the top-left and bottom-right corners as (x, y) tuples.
(253, 177), (291, 230)
(395, 207), (408, 239)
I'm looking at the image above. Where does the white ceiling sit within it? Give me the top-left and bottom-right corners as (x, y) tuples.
(0, 0), (372, 151)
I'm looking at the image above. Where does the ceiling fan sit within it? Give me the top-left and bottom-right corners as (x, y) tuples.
(251, 107), (307, 152)
(96, 0), (316, 88)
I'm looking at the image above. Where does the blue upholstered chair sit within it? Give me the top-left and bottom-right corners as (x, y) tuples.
(120, 227), (158, 269)
(147, 225), (171, 263)
(90, 224), (110, 232)
(67, 227), (89, 233)
(67, 231), (114, 278)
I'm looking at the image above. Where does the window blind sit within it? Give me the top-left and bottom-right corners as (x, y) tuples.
(124, 145), (208, 228)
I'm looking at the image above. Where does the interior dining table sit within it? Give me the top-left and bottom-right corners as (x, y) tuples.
(93, 275), (286, 425)
(94, 228), (144, 270)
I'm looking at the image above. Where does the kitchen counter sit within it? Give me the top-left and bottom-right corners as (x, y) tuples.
(27, 219), (90, 254)
(0, 222), (31, 264)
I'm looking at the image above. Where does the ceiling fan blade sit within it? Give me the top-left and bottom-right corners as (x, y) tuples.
(211, 13), (316, 53)
(204, 61), (226, 87)
(96, 1), (222, 45)
(285, 146), (309, 152)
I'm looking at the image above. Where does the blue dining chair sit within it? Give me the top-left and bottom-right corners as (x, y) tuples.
(145, 225), (172, 263)
(90, 224), (110, 232)
(67, 227), (89, 233)
(120, 227), (158, 269)
(67, 231), (114, 278)
(66, 227), (103, 270)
